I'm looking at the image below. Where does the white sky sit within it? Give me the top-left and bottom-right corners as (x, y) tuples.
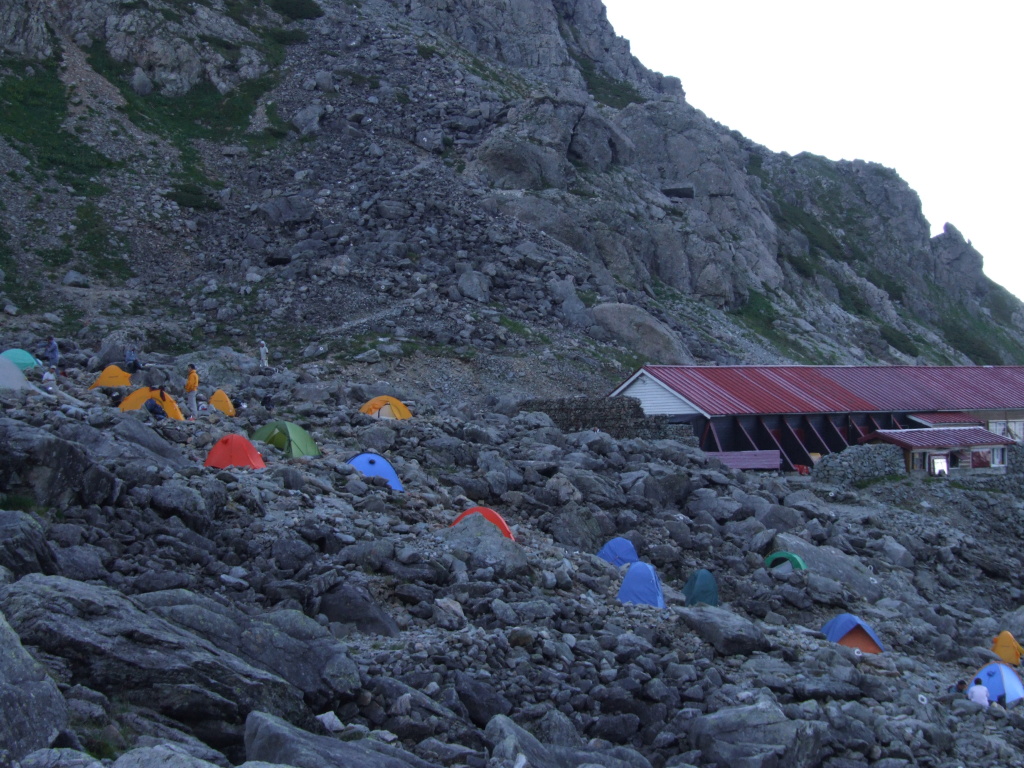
(601, 0), (1024, 299)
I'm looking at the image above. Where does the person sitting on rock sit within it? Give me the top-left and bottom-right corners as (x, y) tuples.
(124, 346), (144, 373)
(41, 366), (57, 393)
(967, 678), (990, 707)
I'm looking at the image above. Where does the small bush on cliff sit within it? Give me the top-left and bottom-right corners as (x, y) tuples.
(270, 0), (324, 20)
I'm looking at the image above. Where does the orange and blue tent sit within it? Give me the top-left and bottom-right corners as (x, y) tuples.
(204, 434), (266, 469)
(451, 507), (515, 540)
(822, 613), (884, 654)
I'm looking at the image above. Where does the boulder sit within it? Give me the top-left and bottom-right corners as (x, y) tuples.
(774, 533), (882, 603)
(0, 576), (311, 747)
(244, 710), (442, 768)
(677, 605), (770, 656)
(591, 303), (694, 364)
(688, 697), (828, 768)
(134, 590), (360, 707)
(440, 513), (530, 579)
(0, 611), (69, 762)
(485, 715), (651, 768)
(0, 510), (57, 577)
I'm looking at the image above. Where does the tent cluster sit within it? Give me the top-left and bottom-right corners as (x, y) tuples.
(595, 537), (722, 610)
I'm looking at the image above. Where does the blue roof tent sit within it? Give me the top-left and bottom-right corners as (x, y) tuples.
(617, 562), (666, 609)
(347, 452), (404, 492)
(977, 662), (1024, 704)
(597, 537), (639, 567)
(682, 569), (719, 606)
(821, 613), (885, 653)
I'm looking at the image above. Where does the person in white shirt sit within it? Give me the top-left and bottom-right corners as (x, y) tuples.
(258, 340), (269, 368)
(967, 678), (990, 707)
(41, 366), (57, 392)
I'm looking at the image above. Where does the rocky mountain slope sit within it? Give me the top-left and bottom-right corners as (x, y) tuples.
(2, 0), (1023, 398)
(6, 1), (1024, 767)
(6, 360), (1024, 768)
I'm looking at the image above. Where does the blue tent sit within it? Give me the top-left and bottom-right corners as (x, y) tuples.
(682, 569), (719, 606)
(976, 662), (1024, 705)
(821, 613), (885, 653)
(347, 452), (403, 491)
(597, 537), (639, 567)
(617, 562), (666, 609)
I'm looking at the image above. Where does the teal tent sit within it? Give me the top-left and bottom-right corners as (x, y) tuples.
(764, 551), (807, 573)
(1, 348), (41, 371)
(682, 569), (719, 606)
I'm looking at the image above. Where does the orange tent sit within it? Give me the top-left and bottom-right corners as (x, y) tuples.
(209, 389), (236, 417)
(450, 506), (515, 540)
(119, 387), (184, 420)
(204, 434), (266, 469)
(360, 395), (412, 420)
(993, 631), (1024, 666)
(89, 365), (132, 389)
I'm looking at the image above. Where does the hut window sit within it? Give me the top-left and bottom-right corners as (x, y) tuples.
(972, 449), (992, 468)
(992, 447), (1007, 467)
(911, 452), (926, 471)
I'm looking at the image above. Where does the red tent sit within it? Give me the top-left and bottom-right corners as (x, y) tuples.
(450, 506), (515, 540)
(205, 434), (266, 470)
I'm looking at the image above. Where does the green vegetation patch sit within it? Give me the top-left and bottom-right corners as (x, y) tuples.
(417, 44), (438, 59)
(880, 324), (920, 357)
(269, 0), (324, 20)
(70, 202), (132, 281)
(0, 59), (116, 195)
(572, 54), (645, 110)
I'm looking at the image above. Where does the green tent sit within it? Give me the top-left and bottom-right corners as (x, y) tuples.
(682, 568), (719, 606)
(764, 551), (808, 572)
(251, 421), (321, 458)
(1, 348), (41, 371)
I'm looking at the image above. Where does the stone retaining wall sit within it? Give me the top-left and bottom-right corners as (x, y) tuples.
(518, 396), (696, 443)
(812, 443), (905, 486)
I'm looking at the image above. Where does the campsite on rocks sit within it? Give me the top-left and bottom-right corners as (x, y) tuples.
(7, 1), (1024, 767)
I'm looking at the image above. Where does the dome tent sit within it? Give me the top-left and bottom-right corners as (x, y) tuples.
(89, 365), (132, 389)
(209, 389), (236, 417)
(597, 537), (639, 567)
(251, 421), (320, 458)
(822, 613), (884, 654)
(1, 348), (41, 371)
(205, 434), (266, 470)
(976, 662), (1024, 705)
(451, 507), (515, 540)
(617, 562), (666, 609)
(764, 551), (808, 574)
(682, 569), (719, 606)
(359, 395), (412, 420)
(119, 387), (184, 420)
(347, 452), (403, 491)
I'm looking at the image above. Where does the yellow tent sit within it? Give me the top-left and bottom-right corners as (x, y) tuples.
(993, 631), (1024, 666)
(209, 389), (236, 417)
(118, 387), (185, 421)
(359, 395), (412, 420)
(89, 365), (132, 389)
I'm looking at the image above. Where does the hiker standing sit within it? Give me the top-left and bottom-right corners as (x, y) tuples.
(44, 336), (60, 368)
(184, 363), (200, 420)
(259, 340), (269, 368)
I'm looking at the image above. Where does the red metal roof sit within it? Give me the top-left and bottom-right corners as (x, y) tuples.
(639, 365), (1024, 416)
(861, 427), (1015, 450)
(908, 412), (982, 426)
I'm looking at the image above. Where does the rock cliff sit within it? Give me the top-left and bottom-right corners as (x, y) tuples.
(0, 0), (1020, 387)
